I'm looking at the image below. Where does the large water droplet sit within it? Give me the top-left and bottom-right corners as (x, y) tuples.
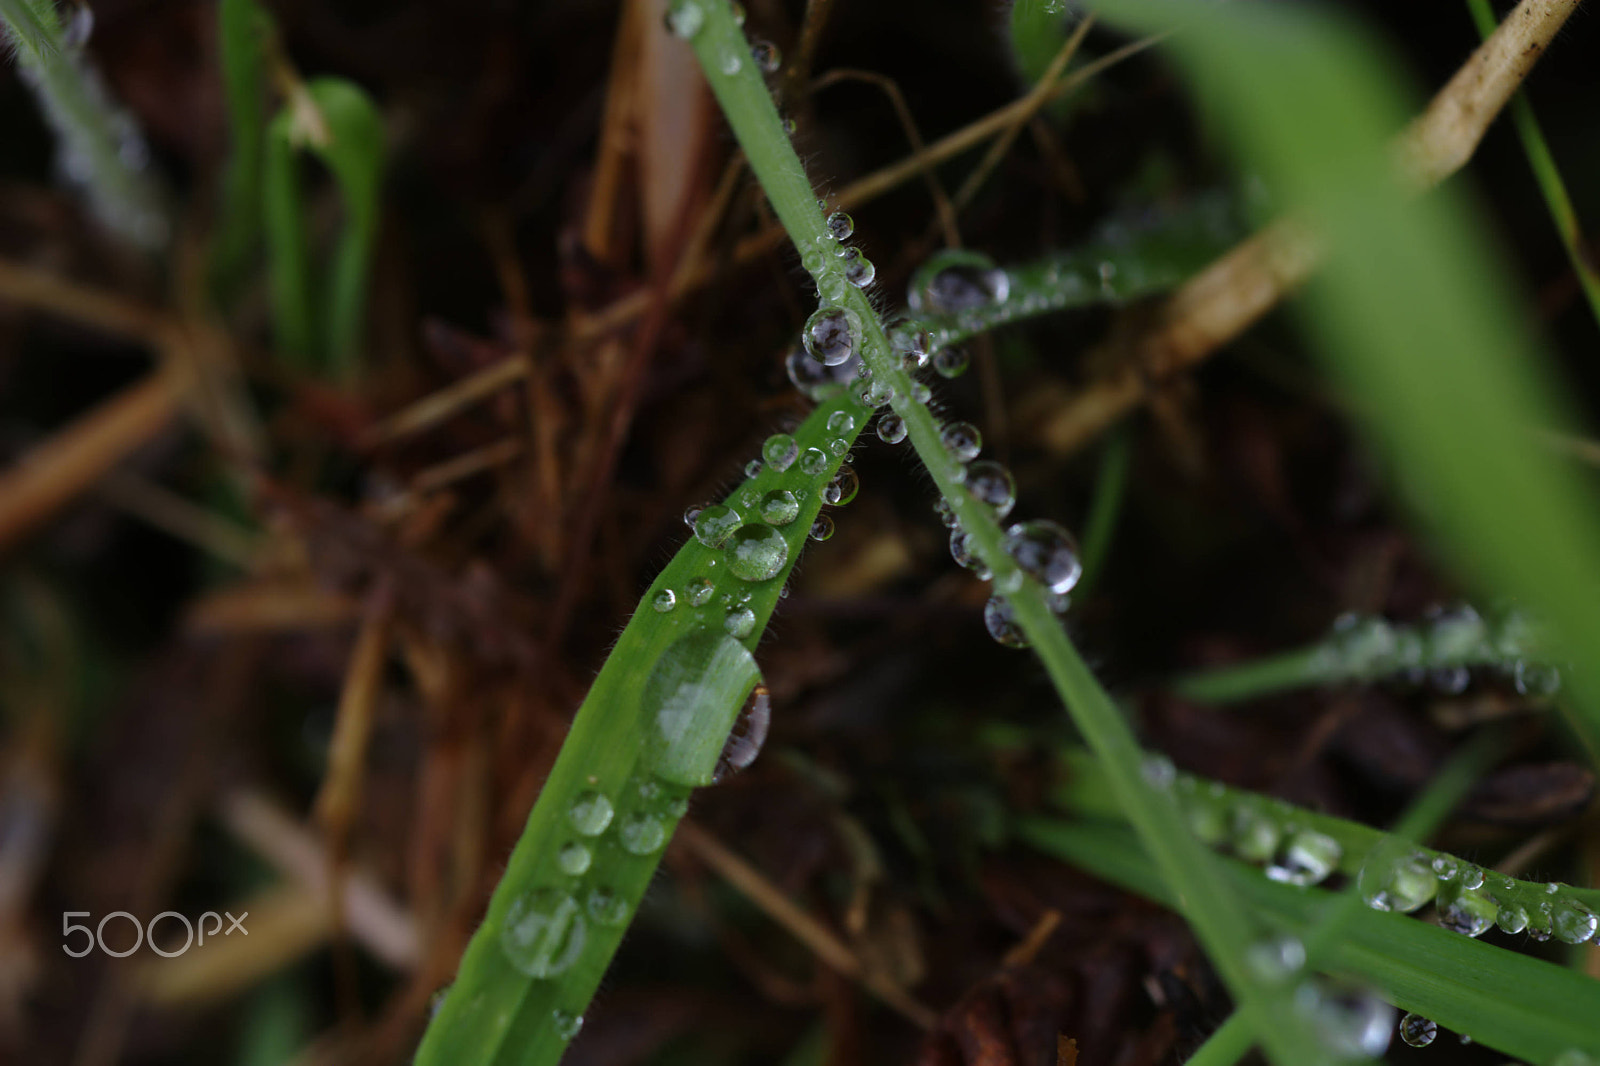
(619, 811), (667, 855)
(1495, 900), (1529, 934)
(826, 211), (853, 240)
(1003, 520), (1083, 596)
(908, 249), (1010, 314)
(686, 576), (715, 606)
(840, 248), (875, 288)
(718, 49), (742, 75)
(714, 684), (770, 782)
(760, 489), (800, 526)
(826, 410), (856, 435)
(809, 514), (834, 541)
(652, 588), (677, 613)
(1294, 981), (1394, 1059)
(501, 888), (587, 978)
(644, 629), (763, 786)
(1244, 935), (1305, 984)
(556, 841), (592, 876)
(798, 447), (829, 477)
(888, 320), (931, 369)
(727, 523), (789, 581)
(932, 347), (969, 379)
(663, 0), (704, 37)
(1552, 898), (1598, 944)
(1436, 884), (1497, 937)
(750, 38), (781, 73)
(725, 605), (756, 639)
(804, 307), (859, 366)
(965, 460), (1016, 520)
(694, 504), (742, 548)
(552, 1009), (584, 1041)
(1358, 852), (1436, 913)
(939, 421), (982, 462)
(984, 596), (1028, 647)
(859, 376), (894, 408)
(877, 413), (907, 444)
(1229, 803), (1280, 863)
(824, 466), (859, 506)
(1265, 828), (1342, 887)
(568, 791), (614, 836)
(950, 529), (991, 579)
(586, 887), (630, 926)
(762, 433), (798, 472)
(1399, 1013), (1437, 1048)
(786, 343), (860, 400)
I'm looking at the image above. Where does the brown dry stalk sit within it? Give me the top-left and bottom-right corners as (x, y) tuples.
(1036, 0), (1580, 455)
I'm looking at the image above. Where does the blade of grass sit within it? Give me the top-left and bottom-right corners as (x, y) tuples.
(1093, 0), (1600, 768)
(1076, 424), (1130, 598)
(676, 4), (1323, 1062)
(211, 0), (274, 298)
(1465, 0), (1600, 333)
(1020, 817), (1600, 1061)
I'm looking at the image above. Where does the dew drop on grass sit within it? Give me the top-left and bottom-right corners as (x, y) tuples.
(965, 460), (1016, 520)
(586, 887), (630, 926)
(1436, 885), (1497, 937)
(1457, 863), (1485, 891)
(908, 249), (1010, 313)
(804, 307), (858, 366)
(725, 605), (756, 638)
(949, 529), (986, 577)
(1399, 1013), (1437, 1048)
(910, 380), (933, 403)
(888, 320), (932, 369)
(683, 505), (703, 528)
(556, 841), (591, 876)
(826, 211), (853, 240)
(1140, 754), (1176, 790)
(1229, 803), (1280, 863)
(1529, 900), (1555, 941)
(714, 684), (770, 782)
(686, 576), (715, 606)
(877, 413), (907, 444)
(940, 421), (982, 462)
(568, 791), (614, 836)
(934, 498), (958, 527)
(762, 433), (799, 472)
(552, 1010), (584, 1041)
(719, 49), (742, 75)
(1552, 898), (1598, 943)
(827, 437), (849, 457)
(984, 596), (1028, 647)
(1431, 854), (1459, 880)
(1429, 665), (1470, 694)
(1265, 829), (1341, 887)
(644, 629), (764, 785)
(933, 346), (970, 379)
(1244, 935), (1305, 984)
(694, 504), (742, 547)
(759, 489), (800, 526)
(619, 811), (667, 855)
(826, 410), (856, 435)
(501, 888), (586, 978)
(809, 514), (835, 541)
(750, 38), (781, 73)
(727, 523), (789, 581)
(1294, 980), (1394, 1059)
(840, 248), (875, 288)
(745, 459), (763, 479)
(824, 466), (859, 506)
(1003, 520), (1083, 596)
(1358, 852), (1436, 913)
(787, 345), (860, 400)
(799, 446), (829, 476)
(663, 0), (704, 37)
(859, 376), (894, 408)
(652, 588), (677, 613)
(1495, 900), (1529, 934)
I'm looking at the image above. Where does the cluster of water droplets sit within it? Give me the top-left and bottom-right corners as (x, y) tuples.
(1312, 605), (1559, 697)
(664, 0), (781, 80)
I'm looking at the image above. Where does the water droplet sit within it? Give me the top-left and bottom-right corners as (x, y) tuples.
(556, 841), (592, 876)
(940, 421), (982, 462)
(1429, 665), (1470, 694)
(618, 811), (668, 855)
(762, 434), (798, 472)
(501, 888), (587, 978)
(840, 248), (875, 288)
(934, 498), (959, 528)
(726, 523), (789, 581)
(714, 684), (770, 782)
(568, 791), (614, 836)
(1294, 981), (1394, 1059)
(587, 887), (630, 926)
(1141, 754), (1176, 790)
(932, 346), (970, 379)
(797, 447), (829, 477)
(888, 321), (932, 369)
(1457, 864), (1485, 891)
(1244, 935), (1305, 984)
(1399, 1013), (1437, 1048)
(1495, 900), (1529, 934)
(859, 376), (894, 408)
(729, 0), (745, 24)
(744, 459), (763, 480)
(1436, 885), (1497, 937)
(552, 1009), (584, 1041)
(1514, 660), (1561, 696)
(782, 114), (797, 135)
(1549, 1051), (1600, 1066)
(683, 505), (703, 528)
(759, 489), (800, 526)
(826, 410), (856, 435)
(1229, 803), (1280, 863)
(826, 211), (853, 240)
(786, 343), (860, 400)
(984, 596), (1028, 647)
(908, 249), (1011, 313)
(1552, 898), (1598, 944)
(950, 529), (991, 579)
(1528, 899), (1555, 941)
(965, 460), (1016, 520)
(694, 504), (742, 547)
(809, 514), (835, 541)
(910, 380), (933, 403)
(804, 307), (859, 366)
(686, 576), (715, 606)
(652, 588), (677, 613)
(1358, 852), (1436, 913)
(663, 0), (704, 37)
(823, 467), (859, 506)
(725, 605), (756, 638)
(1431, 854), (1459, 880)
(719, 49), (742, 75)
(877, 413), (907, 444)
(1003, 520), (1083, 595)
(826, 437), (849, 457)
(1265, 829), (1342, 887)
(750, 38), (781, 73)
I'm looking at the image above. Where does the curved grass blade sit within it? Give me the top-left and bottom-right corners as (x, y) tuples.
(1020, 817), (1600, 1062)
(415, 390), (871, 1065)
(211, 0), (276, 298)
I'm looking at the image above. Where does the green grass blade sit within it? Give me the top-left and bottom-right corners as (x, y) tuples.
(677, 3), (1329, 1062)
(1020, 817), (1600, 1062)
(263, 108), (317, 363)
(1466, 0), (1600, 334)
(211, 0), (275, 298)
(415, 391), (870, 1065)
(1093, 0), (1600, 765)
(1076, 425), (1130, 598)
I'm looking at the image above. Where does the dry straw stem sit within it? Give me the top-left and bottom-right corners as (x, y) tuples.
(1036, 0), (1580, 456)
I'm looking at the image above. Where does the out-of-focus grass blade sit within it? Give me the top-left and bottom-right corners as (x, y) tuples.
(1020, 817), (1600, 1062)
(1097, 0), (1600, 764)
(211, 0), (274, 299)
